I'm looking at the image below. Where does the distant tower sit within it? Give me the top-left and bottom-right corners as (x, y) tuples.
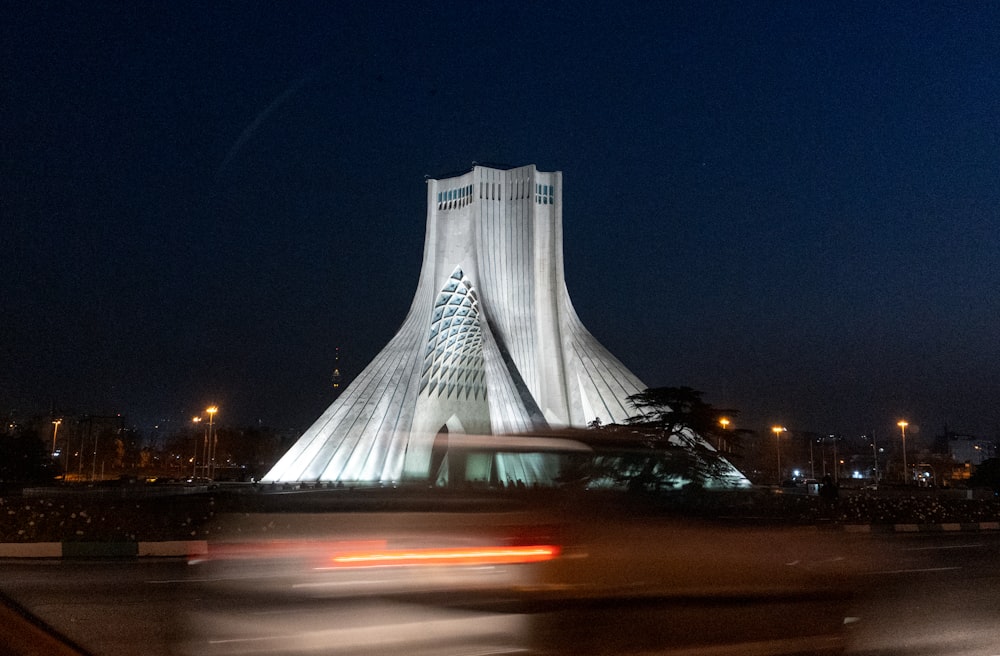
(330, 347), (342, 396)
(264, 164), (743, 485)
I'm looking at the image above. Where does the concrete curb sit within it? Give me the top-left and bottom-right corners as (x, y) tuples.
(0, 540), (208, 558)
(840, 521), (1000, 534)
(139, 540), (208, 557)
(0, 543), (62, 558)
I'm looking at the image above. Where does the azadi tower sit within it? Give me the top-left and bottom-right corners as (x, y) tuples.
(263, 164), (746, 486)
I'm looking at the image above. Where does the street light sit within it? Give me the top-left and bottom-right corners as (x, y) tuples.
(871, 433), (880, 485)
(772, 426), (787, 484)
(51, 418), (62, 456)
(718, 417), (730, 451)
(191, 416), (203, 478)
(897, 420), (908, 484)
(206, 406), (218, 480)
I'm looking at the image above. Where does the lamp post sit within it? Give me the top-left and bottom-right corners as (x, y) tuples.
(51, 418), (62, 456)
(872, 432), (879, 485)
(191, 416), (202, 478)
(832, 435), (839, 482)
(809, 437), (815, 479)
(206, 406), (218, 480)
(718, 417), (730, 451)
(772, 426), (787, 485)
(897, 420), (908, 484)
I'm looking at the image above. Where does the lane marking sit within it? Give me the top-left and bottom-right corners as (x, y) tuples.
(874, 566), (962, 575)
(904, 543), (984, 551)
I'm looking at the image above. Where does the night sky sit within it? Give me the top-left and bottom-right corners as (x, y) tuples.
(4, 3), (999, 445)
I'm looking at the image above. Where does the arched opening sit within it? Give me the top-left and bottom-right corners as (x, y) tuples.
(429, 415), (472, 486)
(429, 425), (449, 483)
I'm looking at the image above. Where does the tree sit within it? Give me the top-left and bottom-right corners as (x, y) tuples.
(625, 386), (739, 452)
(584, 387), (744, 492)
(969, 458), (1000, 494)
(0, 428), (60, 487)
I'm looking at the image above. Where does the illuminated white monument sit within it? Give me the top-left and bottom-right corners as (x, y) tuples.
(264, 164), (744, 486)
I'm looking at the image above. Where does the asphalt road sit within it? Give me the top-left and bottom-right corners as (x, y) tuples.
(1, 531), (998, 656)
(842, 531), (1000, 656)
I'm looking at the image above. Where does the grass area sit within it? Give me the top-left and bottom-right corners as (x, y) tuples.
(0, 493), (219, 542)
(682, 488), (1000, 525)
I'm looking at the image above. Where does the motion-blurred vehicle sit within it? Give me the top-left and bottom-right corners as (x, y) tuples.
(188, 434), (865, 655)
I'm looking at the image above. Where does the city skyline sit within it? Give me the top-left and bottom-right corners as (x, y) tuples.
(3, 3), (999, 442)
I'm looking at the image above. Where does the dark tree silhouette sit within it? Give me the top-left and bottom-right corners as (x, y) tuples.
(626, 386), (739, 451)
(583, 387), (745, 492)
(969, 458), (1000, 494)
(0, 429), (60, 487)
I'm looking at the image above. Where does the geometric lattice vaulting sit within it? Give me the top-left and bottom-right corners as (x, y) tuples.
(419, 267), (486, 400)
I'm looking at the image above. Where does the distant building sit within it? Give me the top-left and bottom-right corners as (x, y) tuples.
(949, 434), (996, 466)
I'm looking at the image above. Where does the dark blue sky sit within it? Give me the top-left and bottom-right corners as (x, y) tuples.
(3, 2), (999, 444)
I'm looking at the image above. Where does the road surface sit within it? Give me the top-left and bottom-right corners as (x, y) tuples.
(1, 531), (998, 655)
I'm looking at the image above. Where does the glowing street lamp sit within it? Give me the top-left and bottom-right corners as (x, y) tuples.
(772, 426), (787, 484)
(206, 406), (218, 480)
(897, 420), (908, 484)
(51, 418), (62, 456)
(717, 417), (730, 451)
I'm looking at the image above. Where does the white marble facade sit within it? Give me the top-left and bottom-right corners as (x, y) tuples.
(264, 165), (670, 484)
